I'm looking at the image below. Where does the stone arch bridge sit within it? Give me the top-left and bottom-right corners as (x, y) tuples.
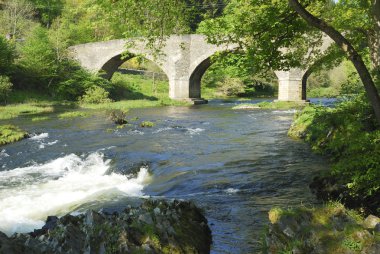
(69, 34), (330, 102)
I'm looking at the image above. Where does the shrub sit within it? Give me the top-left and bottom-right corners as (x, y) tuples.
(109, 110), (128, 125)
(288, 95), (380, 215)
(217, 77), (245, 96)
(0, 76), (13, 104)
(80, 86), (113, 104)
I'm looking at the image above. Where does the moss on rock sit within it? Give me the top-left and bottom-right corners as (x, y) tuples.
(264, 203), (380, 254)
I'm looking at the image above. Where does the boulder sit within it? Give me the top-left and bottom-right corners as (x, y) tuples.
(0, 200), (212, 254)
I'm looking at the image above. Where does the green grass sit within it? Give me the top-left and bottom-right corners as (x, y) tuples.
(0, 103), (55, 120)
(233, 101), (307, 110)
(31, 116), (50, 122)
(0, 125), (28, 146)
(81, 99), (189, 111)
(140, 121), (155, 128)
(58, 111), (89, 119)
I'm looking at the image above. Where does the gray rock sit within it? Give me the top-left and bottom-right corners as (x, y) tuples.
(138, 213), (154, 225)
(374, 223), (380, 233)
(363, 215), (380, 229)
(153, 207), (161, 215)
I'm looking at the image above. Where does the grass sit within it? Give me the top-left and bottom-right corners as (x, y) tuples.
(233, 101), (308, 110)
(0, 125), (28, 146)
(31, 116), (50, 122)
(58, 111), (89, 119)
(0, 103), (55, 120)
(140, 121), (155, 128)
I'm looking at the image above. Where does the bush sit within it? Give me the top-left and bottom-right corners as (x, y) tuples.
(80, 86), (113, 104)
(288, 95), (380, 215)
(0, 76), (13, 104)
(109, 110), (128, 125)
(0, 36), (14, 75)
(217, 77), (245, 96)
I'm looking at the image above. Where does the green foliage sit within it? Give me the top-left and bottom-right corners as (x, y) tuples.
(30, 0), (64, 28)
(58, 111), (89, 119)
(342, 238), (363, 251)
(0, 76), (13, 104)
(109, 110), (128, 125)
(0, 125), (28, 146)
(16, 26), (58, 89)
(0, 0), (36, 40)
(0, 36), (14, 75)
(216, 77), (245, 96)
(288, 95), (380, 210)
(79, 86), (113, 104)
(140, 121), (155, 128)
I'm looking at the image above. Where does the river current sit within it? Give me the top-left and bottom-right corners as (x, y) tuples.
(0, 99), (330, 253)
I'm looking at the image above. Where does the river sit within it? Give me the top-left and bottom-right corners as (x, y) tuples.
(0, 99), (330, 253)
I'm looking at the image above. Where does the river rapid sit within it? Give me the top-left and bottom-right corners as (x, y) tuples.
(0, 100), (330, 253)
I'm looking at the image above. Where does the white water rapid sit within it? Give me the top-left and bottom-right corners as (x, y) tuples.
(0, 152), (150, 236)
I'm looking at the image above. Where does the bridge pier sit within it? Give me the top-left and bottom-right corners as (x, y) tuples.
(275, 69), (307, 101)
(69, 35), (330, 102)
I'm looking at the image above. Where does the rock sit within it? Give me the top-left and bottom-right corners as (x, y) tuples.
(265, 205), (380, 254)
(138, 213), (153, 225)
(374, 223), (380, 233)
(85, 210), (104, 227)
(363, 215), (380, 229)
(0, 200), (212, 254)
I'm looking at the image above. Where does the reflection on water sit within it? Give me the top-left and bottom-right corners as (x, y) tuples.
(0, 100), (330, 253)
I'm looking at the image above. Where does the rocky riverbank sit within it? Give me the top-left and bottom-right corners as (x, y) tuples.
(264, 203), (380, 254)
(0, 199), (212, 254)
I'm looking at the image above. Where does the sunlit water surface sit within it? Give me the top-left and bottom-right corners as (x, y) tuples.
(0, 99), (330, 253)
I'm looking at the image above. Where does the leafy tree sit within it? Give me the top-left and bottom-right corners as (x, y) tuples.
(0, 0), (35, 40)
(288, 0), (380, 124)
(198, 0), (380, 123)
(29, 0), (64, 28)
(16, 26), (57, 89)
(0, 75), (13, 104)
(0, 35), (14, 75)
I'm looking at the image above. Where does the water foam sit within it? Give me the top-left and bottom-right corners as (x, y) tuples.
(0, 152), (150, 236)
(29, 133), (49, 140)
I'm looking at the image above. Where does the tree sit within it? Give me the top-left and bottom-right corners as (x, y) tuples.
(16, 26), (58, 89)
(0, 0), (35, 40)
(198, 0), (380, 124)
(0, 35), (14, 75)
(29, 0), (64, 28)
(288, 0), (380, 124)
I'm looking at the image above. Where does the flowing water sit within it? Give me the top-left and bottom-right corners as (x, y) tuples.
(0, 99), (330, 253)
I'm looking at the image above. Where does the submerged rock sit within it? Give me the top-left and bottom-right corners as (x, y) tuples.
(264, 203), (380, 254)
(0, 200), (212, 254)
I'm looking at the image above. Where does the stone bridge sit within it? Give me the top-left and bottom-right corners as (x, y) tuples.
(69, 34), (331, 102)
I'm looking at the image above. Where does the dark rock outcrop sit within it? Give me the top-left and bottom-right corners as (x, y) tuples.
(0, 200), (212, 254)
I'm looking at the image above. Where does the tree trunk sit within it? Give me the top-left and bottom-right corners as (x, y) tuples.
(370, 0), (380, 80)
(302, 68), (313, 100)
(288, 0), (380, 125)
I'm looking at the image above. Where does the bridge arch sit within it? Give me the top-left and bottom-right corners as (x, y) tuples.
(99, 53), (169, 81)
(69, 34), (333, 102)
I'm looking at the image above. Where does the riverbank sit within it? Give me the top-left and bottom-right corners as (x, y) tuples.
(288, 96), (379, 216)
(264, 203), (380, 253)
